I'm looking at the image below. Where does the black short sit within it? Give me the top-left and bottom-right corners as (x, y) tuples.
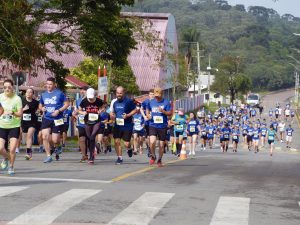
(169, 126), (175, 137)
(268, 140), (274, 145)
(201, 135), (207, 140)
(247, 135), (253, 142)
(175, 131), (184, 138)
(133, 130), (146, 137)
(36, 122), (42, 132)
(144, 125), (150, 137)
(0, 127), (20, 140)
(98, 127), (112, 136)
(113, 127), (132, 142)
(41, 118), (64, 134)
(77, 126), (86, 137)
(148, 126), (167, 141)
(21, 123), (36, 133)
(62, 124), (69, 133)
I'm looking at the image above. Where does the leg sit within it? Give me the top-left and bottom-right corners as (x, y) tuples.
(42, 128), (51, 156)
(149, 135), (157, 158)
(8, 138), (19, 167)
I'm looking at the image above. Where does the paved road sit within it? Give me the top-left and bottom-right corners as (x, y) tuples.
(0, 89), (299, 225)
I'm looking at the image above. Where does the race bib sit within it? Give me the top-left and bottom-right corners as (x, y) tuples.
(268, 136), (274, 141)
(134, 124), (143, 131)
(190, 126), (195, 132)
(2, 115), (13, 122)
(224, 134), (229, 138)
(233, 135), (238, 139)
(64, 117), (68, 123)
(37, 116), (42, 122)
(88, 113), (98, 122)
(202, 131), (206, 135)
(288, 132), (292, 136)
(116, 118), (124, 126)
(78, 115), (85, 124)
(23, 114), (31, 121)
(54, 118), (64, 126)
(153, 116), (163, 124)
(176, 124), (184, 131)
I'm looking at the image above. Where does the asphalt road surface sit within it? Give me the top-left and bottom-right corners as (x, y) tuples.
(0, 89), (299, 225)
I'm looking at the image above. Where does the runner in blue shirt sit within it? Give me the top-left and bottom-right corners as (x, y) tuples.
(110, 86), (136, 165)
(39, 77), (69, 163)
(285, 124), (294, 148)
(272, 119), (279, 132)
(199, 122), (207, 151)
(187, 112), (199, 155)
(73, 86), (88, 162)
(231, 125), (240, 152)
(246, 123), (254, 151)
(62, 105), (73, 148)
(96, 107), (110, 154)
(133, 105), (145, 155)
(206, 122), (215, 149)
(171, 108), (188, 156)
(242, 122), (249, 144)
(252, 124), (260, 153)
(147, 87), (172, 167)
(267, 125), (278, 156)
(260, 124), (268, 148)
(221, 123), (231, 153)
(269, 109), (273, 117)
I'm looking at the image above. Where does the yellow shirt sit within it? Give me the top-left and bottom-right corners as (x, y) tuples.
(0, 93), (22, 129)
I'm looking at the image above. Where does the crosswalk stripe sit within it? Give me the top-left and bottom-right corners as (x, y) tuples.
(108, 192), (175, 225)
(209, 196), (250, 225)
(8, 189), (101, 225)
(0, 186), (28, 197)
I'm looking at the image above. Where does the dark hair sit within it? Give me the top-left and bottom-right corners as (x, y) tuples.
(46, 77), (56, 83)
(3, 79), (14, 86)
(27, 87), (35, 94)
(80, 86), (89, 90)
(190, 112), (196, 119)
(149, 89), (154, 93)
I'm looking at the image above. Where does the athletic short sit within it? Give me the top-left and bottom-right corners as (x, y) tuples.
(233, 139), (239, 143)
(62, 124), (69, 133)
(223, 138), (230, 142)
(247, 135), (253, 142)
(113, 127), (132, 142)
(77, 126), (86, 137)
(286, 136), (292, 142)
(21, 123), (36, 133)
(144, 125), (150, 137)
(36, 122), (42, 132)
(201, 135), (207, 140)
(253, 139), (259, 144)
(275, 114), (279, 118)
(133, 129), (145, 137)
(220, 138), (224, 143)
(41, 118), (64, 134)
(207, 135), (214, 140)
(0, 127), (20, 140)
(175, 131), (184, 138)
(103, 126), (112, 136)
(188, 132), (198, 137)
(268, 140), (274, 145)
(148, 126), (167, 141)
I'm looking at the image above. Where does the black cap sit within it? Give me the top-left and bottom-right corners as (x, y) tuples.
(80, 86), (89, 90)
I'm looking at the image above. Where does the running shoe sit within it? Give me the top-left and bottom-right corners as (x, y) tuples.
(55, 154), (60, 161)
(95, 143), (101, 154)
(7, 167), (15, 175)
(80, 155), (88, 163)
(115, 157), (123, 165)
(25, 153), (32, 160)
(157, 159), (163, 167)
(107, 145), (112, 152)
(149, 156), (156, 165)
(88, 158), (94, 165)
(43, 156), (53, 163)
(50, 147), (55, 155)
(147, 148), (151, 158)
(15, 148), (20, 154)
(62, 143), (65, 147)
(127, 149), (133, 158)
(38, 146), (44, 153)
(0, 159), (9, 170)
(133, 151), (138, 156)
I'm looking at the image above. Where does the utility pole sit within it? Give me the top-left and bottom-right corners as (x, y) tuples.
(295, 70), (299, 106)
(207, 54), (211, 106)
(197, 42), (201, 95)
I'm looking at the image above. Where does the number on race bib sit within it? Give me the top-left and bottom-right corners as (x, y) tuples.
(38, 116), (42, 122)
(78, 115), (85, 124)
(190, 126), (195, 132)
(116, 118), (124, 126)
(23, 114), (31, 121)
(176, 125), (183, 131)
(233, 135), (238, 139)
(153, 116), (163, 124)
(54, 119), (64, 126)
(88, 113), (98, 122)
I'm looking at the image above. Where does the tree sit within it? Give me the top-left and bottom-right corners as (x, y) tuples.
(71, 57), (139, 96)
(211, 56), (252, 103)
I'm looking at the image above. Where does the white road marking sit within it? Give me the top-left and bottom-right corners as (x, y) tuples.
(108, 192), (174, 225)
(0, 186), (28, 197)
(9, 189), (101, 225)
(209, 196), (250, 225)
(0, 176), (112, 184)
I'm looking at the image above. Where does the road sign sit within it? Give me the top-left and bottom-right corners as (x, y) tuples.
(98, 76), (108, 96)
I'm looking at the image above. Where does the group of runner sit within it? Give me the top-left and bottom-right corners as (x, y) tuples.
(0, 78), (297, 175)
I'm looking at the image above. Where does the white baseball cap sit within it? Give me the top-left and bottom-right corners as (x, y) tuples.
(86, 88), (95, 99)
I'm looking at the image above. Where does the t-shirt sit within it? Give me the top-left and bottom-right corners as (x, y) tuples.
(113, 97), (136, 130)
(80, 98), (103, 125)
(63, 107), (73, 124)
(100, 111), (110, 128)
(147, 98), (171, 129)
(142, 98), (150, 126)
(0, 93), (22, 129)
(174, 114), (187, 132)
(221, 127), (231, 139)
(133, 113), (144, 131)
(22, 98), (39, 124)
(232, 129), (240, 140)
(40, 89), (67, 120)
(253, 128), (260, 140)
(187, 119), (199, 133)
(286, 128), (294, 136)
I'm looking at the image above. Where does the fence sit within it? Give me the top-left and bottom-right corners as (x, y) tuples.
(175, 94), (204, 112)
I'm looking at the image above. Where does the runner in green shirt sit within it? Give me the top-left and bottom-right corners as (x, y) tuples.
(0, 79), (23, 175)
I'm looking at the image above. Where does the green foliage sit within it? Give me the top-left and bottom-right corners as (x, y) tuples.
(70, 57), (139, 95)
(126, 0), (300, 91)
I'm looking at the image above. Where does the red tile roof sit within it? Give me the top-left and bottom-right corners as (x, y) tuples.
(65, 75), (88, 88)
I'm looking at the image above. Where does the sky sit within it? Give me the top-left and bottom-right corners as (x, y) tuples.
(226, 0), (300, 17)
